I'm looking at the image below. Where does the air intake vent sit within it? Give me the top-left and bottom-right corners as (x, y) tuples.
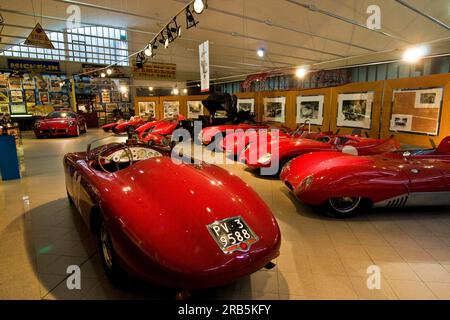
(386, 195), (408, 208)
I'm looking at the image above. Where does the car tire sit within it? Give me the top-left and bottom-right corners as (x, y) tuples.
(326, 197), (363, 219)
(98, 215), (123, 283)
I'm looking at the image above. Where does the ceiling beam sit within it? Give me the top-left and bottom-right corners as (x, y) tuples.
(393, 0), (450, 31)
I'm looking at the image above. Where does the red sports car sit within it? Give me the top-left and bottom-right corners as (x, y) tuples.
(199, 123), (270, 146)
(112, 116), (146, 134)
(240, 134), (400, 175)
(64, 140), (281, 289)
(101, 119), (125, 132)
(34, 111), (87, 138)
(137, 115), (190, 147)
(280, 136), (450, 218)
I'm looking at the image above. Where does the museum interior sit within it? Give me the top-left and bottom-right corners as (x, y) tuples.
(1, 0), (450, 302)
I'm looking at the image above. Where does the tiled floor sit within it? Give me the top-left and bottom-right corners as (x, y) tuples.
(1, 129), (450, 300)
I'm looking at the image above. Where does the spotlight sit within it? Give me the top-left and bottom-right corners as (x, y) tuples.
(106, 68), (113, 75)
(295, 66), (308, 78)
(257, 48), (265, 58)
(173, 87), (179, 95)
(186, 7), (199, 29)
(183, 88), (188, 94)
(100, 72), (106, 78)
(144, 45), (152, 57)
(166, 26), (175, 43)
(135, 52), (145, 69)
(165, 38), (169, 49)
(193, 0), (206, 14)
(170, 18), (182, 38)
(403, 45), (428, 64)
(149, 86), (153, 91)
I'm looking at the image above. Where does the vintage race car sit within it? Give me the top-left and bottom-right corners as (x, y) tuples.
(112, 116), (147, 134)
(34, 111), (87, 138)
(101, 119), (125, 132)
(199, 123), (270, 146)
(137, 115), (191, 147)
(64, 140), (281, 289)
(280, 136), (450, 218)
(240, 134), (400, 175)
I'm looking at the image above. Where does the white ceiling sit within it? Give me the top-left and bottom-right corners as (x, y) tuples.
(0, 0), (449, 83)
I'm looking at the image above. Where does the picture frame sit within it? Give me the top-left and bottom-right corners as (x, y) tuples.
(337, 92), (374, 129)
(10, 90), (24, 103)
(187, 101), (204, 119)
(296, 95), (324, 125)
(237, 98), (255, 113)
(163, 101), (180, 118)
(10, 104), (27, 114)
(138, 101), (156, 118)
(263, 97), (286, 122)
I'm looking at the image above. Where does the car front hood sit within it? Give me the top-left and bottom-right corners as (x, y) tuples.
(102, 157), (280, 273)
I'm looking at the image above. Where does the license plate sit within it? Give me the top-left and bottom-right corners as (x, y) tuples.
(206, 216), (258, 254)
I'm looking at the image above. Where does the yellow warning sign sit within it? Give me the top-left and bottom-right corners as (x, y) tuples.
(24, 23), (55, 49)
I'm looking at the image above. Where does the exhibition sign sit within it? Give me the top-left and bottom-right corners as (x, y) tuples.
(131, 62), (176, 80)
(8, 59), (61, 72)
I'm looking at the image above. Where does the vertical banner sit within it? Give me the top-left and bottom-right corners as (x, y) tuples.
(199, 41), (210, 93)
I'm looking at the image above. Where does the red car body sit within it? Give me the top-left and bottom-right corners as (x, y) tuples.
(240, 134), (400, 171)
(280, 136), (450, 217)
(199, 123), (270, 146)
(137, 115), (187, 146)
(101, 119), (125, 132)
(34, 111), (87, 138)
(64, 141), (280, 288)
(112, 117), (146, 134)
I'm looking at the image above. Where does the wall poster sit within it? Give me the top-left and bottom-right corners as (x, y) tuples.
(187, 101), (204, 119)
(263, 97), (286, 122)
(389, 87), (443, 135)
(138, 101), (156, 118)
(337, 92), (374, 129)
(237, 98), (255, 113)
(296, 95), (324, 125)
(163, 101), (180, 118)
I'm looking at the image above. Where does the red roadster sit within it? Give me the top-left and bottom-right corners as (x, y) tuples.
(101, 119), (125, 132)
(137, 115), (192, 147)
(112, 116), (146, 134)
(34, 111), (87, 138)
(199, 123), (270, 146)
(64, 139), (280, 289)
(280, 136), (450, 218)
(240, 134), (400, 175)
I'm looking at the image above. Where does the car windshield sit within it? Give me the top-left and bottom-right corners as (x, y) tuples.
(46, 112), (76, 119)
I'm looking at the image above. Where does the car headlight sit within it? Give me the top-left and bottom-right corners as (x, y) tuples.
(257, 153), (272, 165)
(300, 175), (314, 191)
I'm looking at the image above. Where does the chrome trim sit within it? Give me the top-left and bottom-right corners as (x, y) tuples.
(374, 192), (450, 208)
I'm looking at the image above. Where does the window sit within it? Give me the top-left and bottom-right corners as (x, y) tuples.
(0, 26), (129, 66)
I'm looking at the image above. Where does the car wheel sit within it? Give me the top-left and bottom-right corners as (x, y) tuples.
(98, 216), (122, 282)
(327, 197), (362, 218)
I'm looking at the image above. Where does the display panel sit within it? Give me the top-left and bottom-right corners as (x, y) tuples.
(237, 98), (255, 113)
(10, 104), (26, 114)
(163, 101), (180, 118)
(337, 92), (373, 129)
(138, 101), (156, 118)
(263, 97), (285, 122)
(296, 95), (324, 125)
(389, 88), (443, 136)
(187, 101), (203, 119)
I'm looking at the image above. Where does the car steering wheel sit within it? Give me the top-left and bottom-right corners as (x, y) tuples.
(97, 143), (134, 173)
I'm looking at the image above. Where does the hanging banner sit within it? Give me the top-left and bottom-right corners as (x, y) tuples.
(131, 62), (176, 80)
(199, 40), (209, 93)
(24, 23), (55, 49)
(8, 59), (60, 72)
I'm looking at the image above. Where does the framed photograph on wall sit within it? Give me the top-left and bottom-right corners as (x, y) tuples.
(39, 92), (49, 104)
(296, 95), (324, 125)
(163, 101), (180, 118)
(10, 104), (26, 114)
(10, 90), (23, 103)
(187, 101), (204, 119)
(389, 87), (443, 135)
(237, 98), (255, 113)
(263, 97), (285, 122)
(138, 101), (156, 118)
(337, 92), (373, 129)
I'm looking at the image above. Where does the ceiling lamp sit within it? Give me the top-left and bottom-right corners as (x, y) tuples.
(186, 7), (199, 29)
(257, 48), (265, 58)
(183, 88), (188, 94)
(135, 52), (145, 69)
(295, 66), (308, 78)
(149, 86), (153, 91)
(173, 87), (179, 95)
(170, 18), (182, 38)
(193, 0), (206, 14)
(106, 68), (113, 75)
(403, 45), (428, 64)
(166, 26), (175, 43)
(100, 72), (106, 78)
(144, 45), (153, 57)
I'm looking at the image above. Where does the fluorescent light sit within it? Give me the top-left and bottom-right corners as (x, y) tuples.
(403, 45), (428, 63)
